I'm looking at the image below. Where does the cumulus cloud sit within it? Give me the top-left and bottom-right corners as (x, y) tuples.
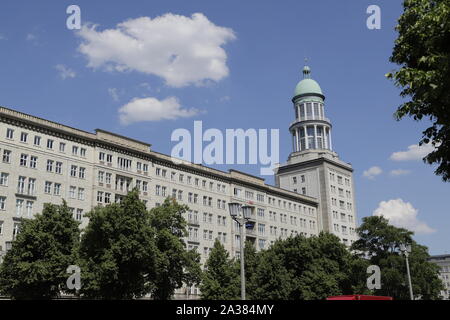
(390, 169), (411, 176)
(373, 199), (435, 234)
(390, 143), (435, 161)
(118, 96), (200, 124)
(55, 64), (76, 79)
(363, 166), (382, 179)
(77, 13), (236, 87)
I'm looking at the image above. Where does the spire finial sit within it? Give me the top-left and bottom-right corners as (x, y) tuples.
(302, 59), (311, 79)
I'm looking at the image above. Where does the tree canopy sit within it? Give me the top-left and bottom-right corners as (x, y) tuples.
(387, 0), (450, 181)
(0, 202), (80, 299)
(351, 216), (444, 300)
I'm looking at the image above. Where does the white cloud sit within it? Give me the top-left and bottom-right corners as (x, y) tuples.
(108, 88), (120, 102)
(373, 199), (435, 234)
(390, 169), (411, 176)
(118, 96), (200, 124)
(363, 166), (382, 179)
(55, 64), (76, 79)
(77, 13), (236, 87)
(390, 143), (435, 161)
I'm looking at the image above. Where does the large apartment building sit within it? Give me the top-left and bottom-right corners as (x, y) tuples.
(0, 64), (358, 298)
(0, 106), (320, 269)
(428, 254), (450, 300)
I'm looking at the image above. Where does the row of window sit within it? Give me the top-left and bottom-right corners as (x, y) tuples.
(331, 198), (353, 211)
(330, 185), (352, 199)
(329, 172), (351, 187)
(5, 128), (87, 156)
(333, 224), (356, 236)
(157, 167), (227, 194)
(332, 211), (354, 223)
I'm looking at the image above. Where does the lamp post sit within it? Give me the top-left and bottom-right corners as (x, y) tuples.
(228, 202), (253, 300)
(400, 244), (414, 300)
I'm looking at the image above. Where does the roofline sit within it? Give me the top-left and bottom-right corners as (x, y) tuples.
(0, 105), (319, 207)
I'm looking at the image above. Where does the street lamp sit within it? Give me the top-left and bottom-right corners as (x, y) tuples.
(228, 202), (253, 300)
(400, 243), (414, 300)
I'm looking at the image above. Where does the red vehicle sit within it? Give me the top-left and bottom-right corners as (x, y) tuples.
(327, 295), (393, 300)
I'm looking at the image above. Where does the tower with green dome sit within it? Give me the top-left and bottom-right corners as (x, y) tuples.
(290, 65), (332, 153)
(275, 64), (358, 246)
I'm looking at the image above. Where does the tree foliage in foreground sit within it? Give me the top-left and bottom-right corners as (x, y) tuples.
(352, 216), (444, 300)
(201, 233), (369, 300)
(0, 202), (80, 299)
(78, 190), (157, 299)
(387, 0), (450, 181)
(79, 191), (202, 299)
(149, 198), (202, 300)
(200, 239), (240, 300)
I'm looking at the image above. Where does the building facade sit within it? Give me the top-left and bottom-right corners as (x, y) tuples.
(275, 65), (358, 246)
(428, 254), (450, 300)
(0, 106), (320, 296)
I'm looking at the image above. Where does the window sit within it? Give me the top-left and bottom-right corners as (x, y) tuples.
(34, 136), (41, 146)
(79, 167), (86, 179)
(17, 176), (26, 194)
(292, 177), (297, 184)
(117, 157), (132, 171)
(99, 152), (105, 161)
(3, 150), (11, 163)
(106, 154), (112, 163)
(105, 193), (111, 204)
(30, 156), (37, 169)
(0, 197), (6, 210)
(161, 187), (166, 197)
(20, 132), (28, 143)
(72, 146), (78, 155)
(47, 160), (54, 172)
(6, 128), (14, 139)
(258, 224), (266, 236)
(76, 209), (83, 221)
(80, 148), (86, 157)
(59, 143), (65, 152)
(97, 191), (104, 202)
(54, 183), (61, 196)
(26, 201), (33, 217)
(70, 165), (77, 177)
(0, 221), (3, 234)
(143, 163), (148, 173)
(105, 173), (112, 184)
(143, 181), (148, 192)
(20, 154), (28, 166)
(13, 223), (20, 239)
(156, 185), (161, 196)
(47, 139), (54, 149)
(69, 186), (76, 199)
(55, 162), (62, 174)
(16, 199), (24, 215)
(44, 181), (52, 194)
(78, 188), (85, 200)
(0, 173), (8, 186)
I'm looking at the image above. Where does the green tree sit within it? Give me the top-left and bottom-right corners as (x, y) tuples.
(0, 202), (80, 299)
(252, 233), (363, 300)
(387, 0), (450, 181)
(200, 239), (240, 300)
(351, 216), (444, 300)
(78, 189), (156, 299)
(243, 241), (260, 300)
(149, 198), (201, 300)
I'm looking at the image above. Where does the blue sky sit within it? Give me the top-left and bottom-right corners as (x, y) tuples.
(0, 0), (449, 254)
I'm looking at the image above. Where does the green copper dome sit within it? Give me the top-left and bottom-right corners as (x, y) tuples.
(293, 65), (324, 98)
